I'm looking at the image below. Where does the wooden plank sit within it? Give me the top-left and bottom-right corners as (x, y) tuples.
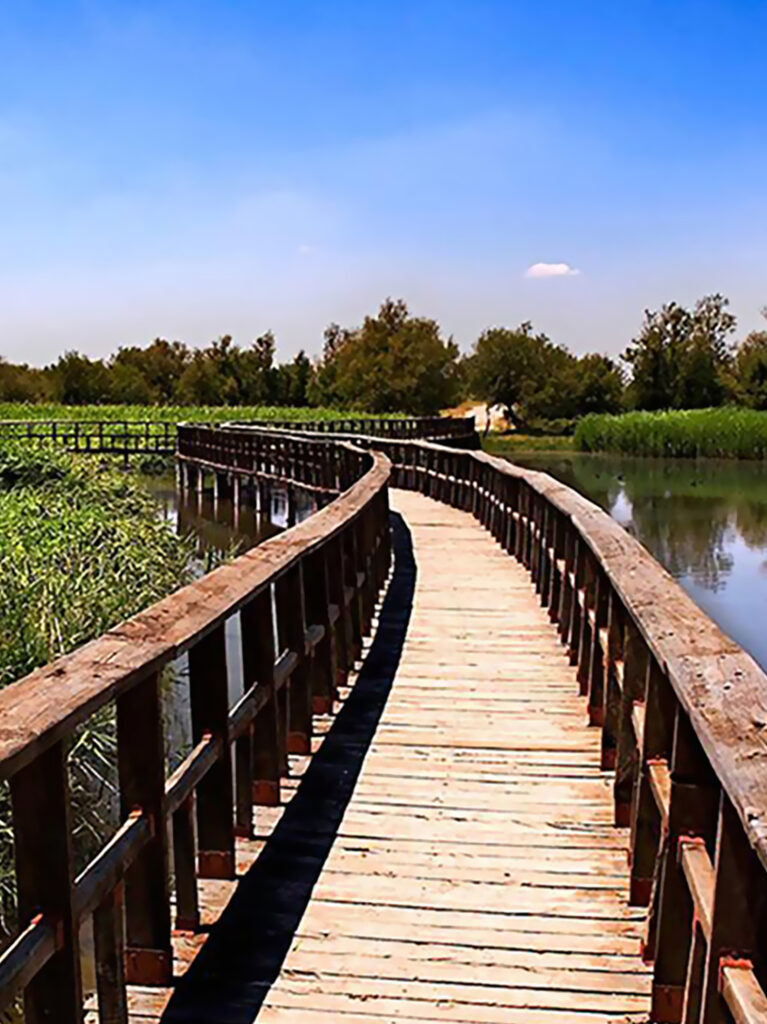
(115, 488), (649, 1023)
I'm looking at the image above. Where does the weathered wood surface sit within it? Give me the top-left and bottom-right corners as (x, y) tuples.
(89, 489), (650, 1022)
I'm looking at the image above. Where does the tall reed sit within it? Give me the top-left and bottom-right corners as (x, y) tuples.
(575, 408), (767, 460)
(0, 444), (194, 938)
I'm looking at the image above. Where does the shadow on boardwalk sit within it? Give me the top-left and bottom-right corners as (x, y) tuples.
(162, 512), (415, 1023)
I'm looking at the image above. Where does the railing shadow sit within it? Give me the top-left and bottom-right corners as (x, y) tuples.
(161, 511), (415, 1023)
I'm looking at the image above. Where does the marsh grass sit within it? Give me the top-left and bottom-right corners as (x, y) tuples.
(0, 402), (404, 423)
(575, 408), (767, 460)
(482, 433), (574, 455)
(0, 443), (195, 939)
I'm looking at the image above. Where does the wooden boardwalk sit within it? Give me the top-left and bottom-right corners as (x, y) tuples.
(104, 489), (651, 1023)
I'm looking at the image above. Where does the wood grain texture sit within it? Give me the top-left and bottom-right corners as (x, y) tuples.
(92, 489), (650, 1023)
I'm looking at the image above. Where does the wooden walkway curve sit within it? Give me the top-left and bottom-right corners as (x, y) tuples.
(111, 489), (650, 1023)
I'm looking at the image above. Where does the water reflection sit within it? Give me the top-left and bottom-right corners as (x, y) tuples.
(511, 453), (767, 671)
(141, 473), (317, 762)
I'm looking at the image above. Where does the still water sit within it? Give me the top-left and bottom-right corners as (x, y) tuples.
(511, 453), (767, 672)
(140, 474), (316, 757)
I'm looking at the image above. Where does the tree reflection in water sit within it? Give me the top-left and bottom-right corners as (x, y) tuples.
(511, 452), (767, 669)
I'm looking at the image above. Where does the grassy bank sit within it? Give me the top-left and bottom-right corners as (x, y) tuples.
(482, 433), (574, 455)
(0, 444), (194, 935)
(0, 402), (403, 422)
(575, 408), (767, 459)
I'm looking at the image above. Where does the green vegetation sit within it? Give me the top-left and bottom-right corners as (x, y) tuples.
(466, 323), (623, 433)
(0, 402), (403, 422)
(0, 444), (194, 935)
(575, 408), (767, 459)
(0, 445), (192, 682)
(312, 298), (460, 413)
(482, 433), (574, 455)
(0, 300), (460, 415)
(3, 292), (767, 426)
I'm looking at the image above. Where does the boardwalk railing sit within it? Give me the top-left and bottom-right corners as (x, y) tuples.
(4, 421), (766, 1023)
(0, 433), (390, 1023)
(208, 423), (767, 1023)
(372, 438), (767, 1024)
(0, 420), (176, 455)
(0, 415), (477, 457)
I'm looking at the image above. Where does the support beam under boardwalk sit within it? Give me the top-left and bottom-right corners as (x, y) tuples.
(93, 488), (651, 1024)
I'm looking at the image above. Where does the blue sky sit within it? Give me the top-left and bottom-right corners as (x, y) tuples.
(1, 0), (766, 364)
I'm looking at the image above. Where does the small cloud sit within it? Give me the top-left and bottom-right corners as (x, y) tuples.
(524, 261), (580, 278)
(297, 244), (314, 256)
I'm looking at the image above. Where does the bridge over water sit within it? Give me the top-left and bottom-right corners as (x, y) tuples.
(1, 419), (766, 1024)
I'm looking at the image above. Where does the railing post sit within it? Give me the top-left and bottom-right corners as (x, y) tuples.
(10, 741), (82, 1024)
(586, 567), (608, 725)
(117, 671), (173, 985)
(328, 533), (350, 688)
(629, 656), (674, 900)
(93, 882), (128, 1024)
(600, 588), (622, 769)
(303, 546), (335, 715)
(189, 626), (236, 879)
(614, 621), (646, 826)
(699, 794), (766, 1022)
(172, 794), (200, 928)
(343, 525), (363, 663)
(275, 563), (313, 755)
(650, 709), (719, 1023)
(241, 587), (283, 806)
(576, 552), (595, 692)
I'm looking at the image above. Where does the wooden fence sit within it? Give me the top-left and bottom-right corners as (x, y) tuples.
(0, 415), (477, 457)
(374, 438), (767, 1024)
(0, 433), (391, 1023)
(3, 420), (765, 1023)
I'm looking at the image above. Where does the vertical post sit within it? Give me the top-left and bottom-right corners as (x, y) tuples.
(303, 546), (335, 715)
(10, 741), (82, 1024)
(275, 563), (313, 755)
(189, 625), (235, 879)
(614, 621), (646, 826)
(586, 568), (608, 725)
(116, 672), (172, 985)
(699, 795), (767, 1023)
(328, 533), (350, 689)
(241, 588), (282, 805)
(344, 523), (363, 663)
(650, 709), (719, 1023)
(93, 882), (128, 1024)
(172, 795), (200, 929)
(630, 658), (676, 906)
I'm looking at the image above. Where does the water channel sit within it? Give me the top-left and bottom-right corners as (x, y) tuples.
(509, 452), (767, 672)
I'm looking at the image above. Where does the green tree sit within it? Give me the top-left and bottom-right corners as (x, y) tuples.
(113, 338), (190, 401)
(273, 350), (312, 406)
(314, 299), (460, 414)
(50, 352), (113, 404)
(624, 294), (736, 410)
(734, 311), (767, 410)
(571, 354), (625, 416)
(0, 359), (47, 401)
(466, 323), (575, 430)
(175, 352), (230, 405)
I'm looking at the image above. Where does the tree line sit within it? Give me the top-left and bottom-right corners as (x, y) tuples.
(1, 294), (766, 425)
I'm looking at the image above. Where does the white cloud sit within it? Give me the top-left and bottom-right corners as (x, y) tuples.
(525, 261), (580, 278)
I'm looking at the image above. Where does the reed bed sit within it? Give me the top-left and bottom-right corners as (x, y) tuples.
(0, 444), (194, 939)
(0, 402), (403, 423)
(575, 408), (767, 460)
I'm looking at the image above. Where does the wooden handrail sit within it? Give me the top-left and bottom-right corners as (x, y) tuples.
(5, 420), (765, 1023)
(0, 414), (477, 456)
(354, 435), (767, 1024)
(0, 430), (391, 1021)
